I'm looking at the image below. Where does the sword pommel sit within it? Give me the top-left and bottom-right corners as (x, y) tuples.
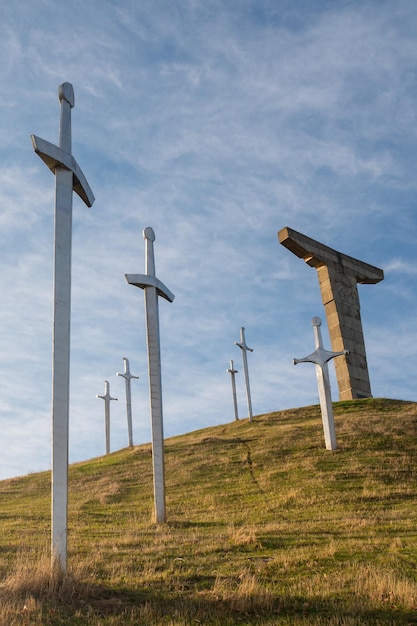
(59, 83), (74, 108)
(143, 227), (156, 242)
(143, 227), (156, 276)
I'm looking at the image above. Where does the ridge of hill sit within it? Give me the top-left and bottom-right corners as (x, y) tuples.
(0, 398), (417, 625)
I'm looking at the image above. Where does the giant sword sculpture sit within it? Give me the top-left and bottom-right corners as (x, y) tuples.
(226, 360), (239, 421)
(117, 357), (139, 447)
(31, 83), (94, 571)
(126, 227), (174, 523)
(294, 317), (348, 450)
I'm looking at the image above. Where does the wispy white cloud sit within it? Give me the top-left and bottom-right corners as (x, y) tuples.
(384, 258), (417, 275)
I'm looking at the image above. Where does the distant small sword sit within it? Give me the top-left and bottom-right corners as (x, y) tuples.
(294, 317), (348, 450)
(226, 360), (239, 421)
(97, 381), (118, 455)
(117, 357), (139, 447)
(235, 327), (254, 422)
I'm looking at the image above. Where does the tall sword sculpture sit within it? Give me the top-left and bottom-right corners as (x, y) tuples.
(97, 381), (118, 454)
(117, 357), (139, 447)
(226, 360), (239, 421)
(126, 227), (174, 523)
(293, 317), (348, 451)
(235, 327), (254, 422)
(31, 83), (94, 571)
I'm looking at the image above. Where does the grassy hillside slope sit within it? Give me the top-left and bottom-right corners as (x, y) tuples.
(0, 398), (417, 625)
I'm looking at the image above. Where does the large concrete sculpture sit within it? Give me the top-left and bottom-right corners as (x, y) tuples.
(126, 227), (174, 523)
(294, 317), (348, 450)
(31, 83), (94, 571)
(117, 357), (139, 447)
(226, 359), (239, 421)
(97, 380), (118, 454)
(278, 227), (383, 401)
(235, 327), (254, 422)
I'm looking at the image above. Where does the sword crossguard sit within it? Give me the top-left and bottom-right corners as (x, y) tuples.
(235, 341), (253, 352)
(31, 82), (95, 208)
(126, 274), (175, 302)
(97, 381), (118, 402)
(126, 226), (175, 303)
(117, 357), (139, 381)
(294, 316), (349, 369)
(235, 326), (253, 352)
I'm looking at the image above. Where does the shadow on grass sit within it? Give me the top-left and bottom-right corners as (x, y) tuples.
(167, 520), (224, 529)
(3, 572), (417, 625)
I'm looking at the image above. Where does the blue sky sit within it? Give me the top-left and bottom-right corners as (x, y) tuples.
(0, 0), (417, 479)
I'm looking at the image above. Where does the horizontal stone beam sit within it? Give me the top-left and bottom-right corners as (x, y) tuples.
(278, 226), (383, 284)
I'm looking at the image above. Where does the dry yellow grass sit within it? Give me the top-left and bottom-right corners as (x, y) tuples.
(0, 398), (416, 624)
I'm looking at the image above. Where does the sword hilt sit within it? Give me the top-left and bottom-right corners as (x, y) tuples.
(59, 83), (74, 107)
(143, 227), (156, 277)
(117, 357), (139, 381)
(58, 83), (74, 153)
(235, 327), (253, 352)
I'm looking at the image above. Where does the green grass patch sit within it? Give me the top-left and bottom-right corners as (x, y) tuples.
(0, 398), (417, 624)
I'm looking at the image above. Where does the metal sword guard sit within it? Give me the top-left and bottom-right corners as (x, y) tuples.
(234, 326), (253, 352)
(126, 228), (175, 303)
(97, 380), (118, 402)
(293, 348), (349, 368)
(117, 357), (140, 381)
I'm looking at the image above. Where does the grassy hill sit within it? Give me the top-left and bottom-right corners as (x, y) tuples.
(0, 398), (417, 625)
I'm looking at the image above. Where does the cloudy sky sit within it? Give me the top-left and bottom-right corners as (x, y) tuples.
(0, 0), (416, 479)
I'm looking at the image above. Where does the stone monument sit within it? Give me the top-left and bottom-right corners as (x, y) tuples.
(97, 380), (118, 454)
(278, 227), (383, 401)
(117, 357), (139, 447)
(294, 317), (348, 450)
(226, 359), (239, 421)
(126, 227), (174, 524)
(31, 83), (94, 571)
(234, 327), (254, 422)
